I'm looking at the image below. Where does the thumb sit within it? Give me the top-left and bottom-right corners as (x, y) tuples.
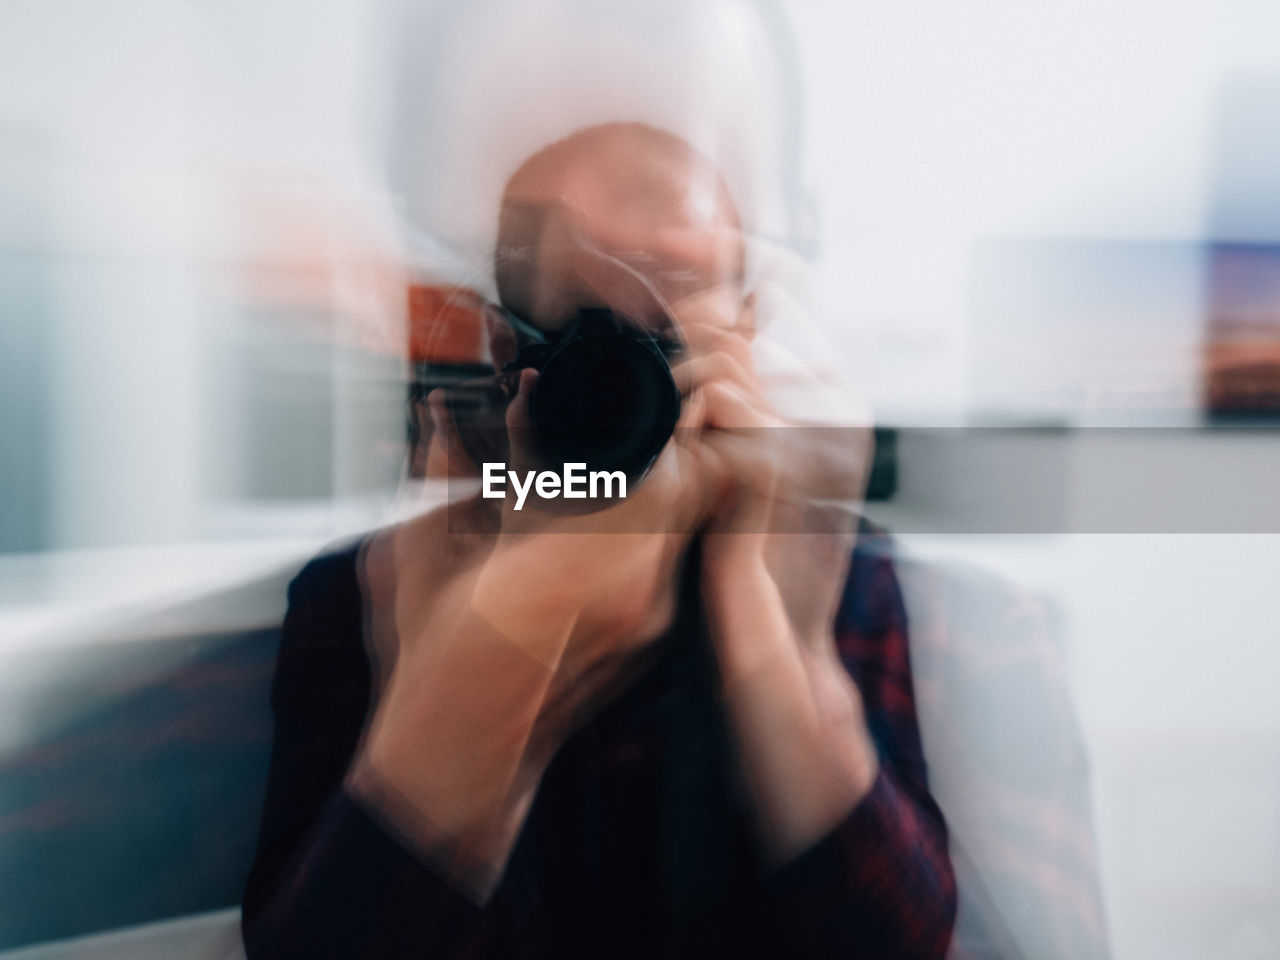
(505, 367), (541, 473)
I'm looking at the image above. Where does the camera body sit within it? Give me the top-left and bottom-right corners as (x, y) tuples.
(446, 306), (682, 486)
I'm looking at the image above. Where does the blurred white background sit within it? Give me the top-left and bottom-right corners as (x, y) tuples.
(2, 1), (1279, 957)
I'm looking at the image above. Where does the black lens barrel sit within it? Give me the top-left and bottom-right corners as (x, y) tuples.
(525, 307), (681, 479)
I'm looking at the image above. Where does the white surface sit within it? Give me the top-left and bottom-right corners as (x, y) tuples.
(897, 532), (1280, 960)
(0, 911), (243, 960)
(0, 537), (323, 759)
(0, 540), (312, 652)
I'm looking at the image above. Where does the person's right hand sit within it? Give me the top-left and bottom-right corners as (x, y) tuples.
(471, 367), (708, 666)
(349, 368), (710, 899)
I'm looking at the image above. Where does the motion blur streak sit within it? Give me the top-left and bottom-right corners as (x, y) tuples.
(2, 2), (1280, 959)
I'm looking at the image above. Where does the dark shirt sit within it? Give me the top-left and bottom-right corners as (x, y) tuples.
(241, 527), (956, 959)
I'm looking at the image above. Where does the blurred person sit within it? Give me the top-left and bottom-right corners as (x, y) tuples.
(891, 554), (1112, 960)
(241, 122), (956, 958)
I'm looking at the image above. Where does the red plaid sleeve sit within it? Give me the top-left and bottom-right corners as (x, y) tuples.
(242, 547), (488, 959)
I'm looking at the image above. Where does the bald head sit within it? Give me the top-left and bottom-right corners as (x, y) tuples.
(494, 123), (746, 332)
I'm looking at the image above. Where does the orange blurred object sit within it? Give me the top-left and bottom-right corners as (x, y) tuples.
(1204, 245), (1280, 416)
(408, 285), (491, 365)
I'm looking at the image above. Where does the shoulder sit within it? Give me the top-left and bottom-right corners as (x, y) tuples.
(837, 517), (908, 638)
(272, 537), (370, 705)
(285, 537), (366, 629)
(278, 507), (492, 688)
(288, 539), (363, 602)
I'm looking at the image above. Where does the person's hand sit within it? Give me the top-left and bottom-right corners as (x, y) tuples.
(666, 285), (866, 652)
(666, 283), (881, 864)
(466, 366), (714, 754)
(351, 367), (711, 898)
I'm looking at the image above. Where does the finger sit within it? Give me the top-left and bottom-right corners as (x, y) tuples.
(700, 443), (776, 542)
(676, 382), (707, 432)
(427, 389), (481, 476)
(668, 284), (750, 336)
(699, 380), (781, 431)
(680, 321), (755, 372)
(672, 350), (759, 399)
(505, 368), (541, 472)
(700, 427), (780, 497)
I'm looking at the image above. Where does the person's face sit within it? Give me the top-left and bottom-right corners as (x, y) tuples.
(498, 133), (749, 343)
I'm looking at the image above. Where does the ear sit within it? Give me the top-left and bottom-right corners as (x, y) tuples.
(485, 304), (517, 370)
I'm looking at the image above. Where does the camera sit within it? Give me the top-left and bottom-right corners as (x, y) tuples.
(445, 306), (683, 485)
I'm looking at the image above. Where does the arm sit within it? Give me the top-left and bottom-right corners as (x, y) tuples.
(241, 549), (488, 960)
(674, 295), (955, 957)
(244, 371), (707, 958)
(705, 527), (957, 960)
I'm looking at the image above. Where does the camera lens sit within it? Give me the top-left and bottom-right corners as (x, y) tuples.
(529, 311), (681, 479)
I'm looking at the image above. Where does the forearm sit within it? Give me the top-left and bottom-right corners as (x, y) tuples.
(351, 567), (577, 900)
(761, 767), (957, 960)
(705, 543), (956, 958)
(705, 552), (878, 864)
(243, 548), (503, 958)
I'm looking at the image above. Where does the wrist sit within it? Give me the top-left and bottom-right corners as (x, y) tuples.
(347, 746), (535, 902)
(701, 549), (790, 685)
(471, 544), (582, 667)
(351, 591), (565, 876)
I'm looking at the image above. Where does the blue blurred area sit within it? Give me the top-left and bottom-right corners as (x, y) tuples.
(0, 607), (278, 950)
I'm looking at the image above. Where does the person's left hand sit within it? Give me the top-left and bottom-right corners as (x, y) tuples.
(669, 284), (880, 862)
(669, 287), (865, 664)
